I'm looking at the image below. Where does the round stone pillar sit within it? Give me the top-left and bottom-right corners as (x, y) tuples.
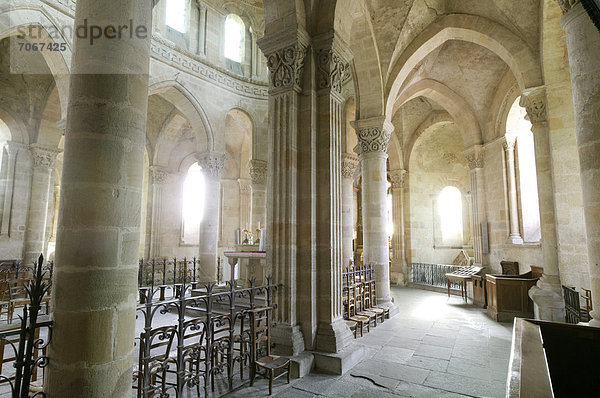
(248, 159), (267, 229)
(148, 166), (168, 258)
(503, 138), (524, 244)
(23, 146), (60, 265)
(559, 0), (600, 326)
(196, 151), (227, 283)
(352, 117), (393, 306)
(389, 169), (407, 285)
(46, 0), (153, 396)
(341, 153), (359, 269)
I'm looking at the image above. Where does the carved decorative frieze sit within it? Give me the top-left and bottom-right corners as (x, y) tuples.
(464, 145), (484, 170)
(556, 0), (580, 14)
(520, 88), (548, 124)
(247, 159), (267, 186)
(196, 152), (228, 180)
(316, 48), (350, 95)
(265, 42), (308, 92)
(150, 167), (169, 185)
(389, 169), (407, 189)
(31, 146), (60, 169)
(341, 153), (359, 179)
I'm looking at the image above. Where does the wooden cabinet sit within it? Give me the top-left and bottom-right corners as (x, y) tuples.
(486, 270), (539, 322)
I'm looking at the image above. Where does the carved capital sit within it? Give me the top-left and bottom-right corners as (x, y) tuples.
(315, 48), (350, 95)
(247, 159), (267, 186)
(351, 117), (393, 155)
(31, 146), (60, 169)
(341, 153), (359, 179)
(196, 151), (228, 180)
(389, 169), (407, 189)
(150, 166), (169, 185)
(238, 179), (252, 195)
(463, 145), (484, 170)
(520, 87), (548, 124)
(502, 136), (517, 152)
(263, 42), (308, 93)
(556, 0), (580, 14)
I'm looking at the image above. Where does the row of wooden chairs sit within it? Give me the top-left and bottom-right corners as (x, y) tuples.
(0, 278), (51, 324)
(343, 278), (390, 338)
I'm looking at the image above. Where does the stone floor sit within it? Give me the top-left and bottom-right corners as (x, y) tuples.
(224, 286), (513, 398)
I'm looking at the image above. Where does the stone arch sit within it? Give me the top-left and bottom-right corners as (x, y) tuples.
(148, 78), (215, 153)
(394, 79), (482, 148)
(223, 108), (253, 181)
(386, 14), (543, 118)
(0, 108), (28, 144)
(153, 111), (192, 167)
(404, 111), (454, 168)
(227, 107), (255, 162)
(0, 7), (72, 119)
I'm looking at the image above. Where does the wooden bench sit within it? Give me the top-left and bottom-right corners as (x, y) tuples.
(445, 266), (483, 302)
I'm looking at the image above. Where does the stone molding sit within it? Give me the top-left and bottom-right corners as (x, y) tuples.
(556, 0), (581, 14)
(351, 117), (394, 156)
(247, 159), (267, 186)
(463, 145), (484, 170)
(31, 146), (60, 169)
(150, 166), (169, 185)
(4, 141), (28, 156)
(196, 152), (228, 180)
(341, 153), (359, 179)
(520, 87), (548, 124)
(389, 169), (407, 189)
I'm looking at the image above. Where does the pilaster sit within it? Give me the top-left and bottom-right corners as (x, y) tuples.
(247, 159), (267, 229)
(389, 169), (408, 285)
(148, 166), (169, 258)
(464, 145), (487, 266)
(502, 137), (524, 245)
(1, 141), (27, 236)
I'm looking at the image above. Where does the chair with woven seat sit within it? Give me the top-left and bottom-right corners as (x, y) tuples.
(249, 307), (290, 395)
(345, 285), (370, 336)
(132, 325), (177, 398)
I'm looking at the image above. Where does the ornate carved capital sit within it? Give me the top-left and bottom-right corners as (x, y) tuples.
(31, 146), (60, 169)
(247, 159), (267, 186)
(389, 169), (407, 189)
(463, 145), (484, 170)
(150, 166), (169, 185)
(520, 87), (548, 124)
(196, 151), (228, 180)
(556, 0), (580, 14)
(315, 48), (350, 95)
(238, 179), (252, 195)
(341, 153), (359, 179)
(264, 42), (308, 93)
(351, 117), (394, 156)
(502, 136), (517, 152)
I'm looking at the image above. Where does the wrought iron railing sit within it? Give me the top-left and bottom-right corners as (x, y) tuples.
(135, 275), (277, 398)
(0, 254), (53, 398)
(410, 263), (463, 290)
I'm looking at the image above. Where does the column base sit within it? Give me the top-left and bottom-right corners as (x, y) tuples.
(315, 318), (353, 353)
(528, 277), (565, 322)
(272, 323), (305, 356)
(589, 311), (600, 328)
(507, 235), (524, 245)
(313, 344), (365, 375)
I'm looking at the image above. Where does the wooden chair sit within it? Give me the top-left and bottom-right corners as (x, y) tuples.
(344, 286), (370, 337)
(500, 261), (519, 276)
(210, 314), (233, 392)
(354, 285), (378, 327)
(580, 288), (592, 322)
(133, 325), (177, 398)
(249, 307), (290, 395)
(0, 280), (13, 323)
(361, 283), (384, 324)
(369, 281), (390, 319)
(0, 324), (42, 387)
(172, 317), (206, 396)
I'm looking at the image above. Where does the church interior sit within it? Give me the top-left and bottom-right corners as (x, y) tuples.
(0, 0), (599, 396)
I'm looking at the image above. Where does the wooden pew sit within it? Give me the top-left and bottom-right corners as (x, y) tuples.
(486, 266), (542, 322)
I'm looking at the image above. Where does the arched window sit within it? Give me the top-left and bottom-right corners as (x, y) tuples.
(166, 0), (186, 33)
(224, 14), (245, 63)
(505, 97), (541, 244)
(181, 162), (205, 244)
(438, 186), (463, 245)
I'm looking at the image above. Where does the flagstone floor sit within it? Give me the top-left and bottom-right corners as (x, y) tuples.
(225, 286), (513, 398)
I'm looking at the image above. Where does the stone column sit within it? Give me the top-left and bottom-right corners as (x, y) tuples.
(46, 0), (152, 395)
(503, 137), (524, 244)
(341, 153), (359, 269)
(389, 169), (407, 285)
(521, 87), (565, 321)
(23, 146), (60, 265)
(257, 30), (309, 355)
(238, 178), (252, 230)
(148, 166), (168, 258)
(196, 151), (227, 283)
(352, 117), (394, 307)
(248, 159), (267, 229)
(0, 141), (25, 235)
(559, 0), (600, 326)
(464, 145), (487, 266)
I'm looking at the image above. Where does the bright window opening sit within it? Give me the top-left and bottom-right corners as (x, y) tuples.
(166, 0), (186, 33)
(438, 186), (463, 245)
(181, 163), (205, 244)
(224, 15), (245, 63)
